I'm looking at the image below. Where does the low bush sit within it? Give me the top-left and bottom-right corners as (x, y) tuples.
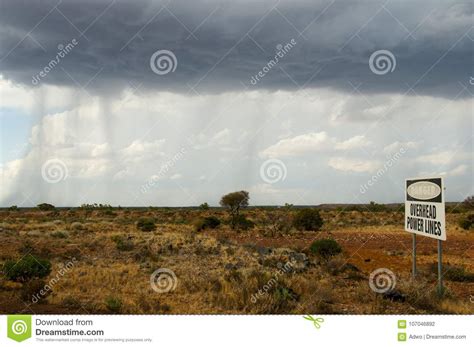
(458, 214), (474, 230)
(233, 215), (255, 230)
(293, 208), (323, 231)
(136, 218), (156, 232)
(37, 203), (55, 211)
(310, 239), (342, 259)
(3, 255), (52, 282)
(194, 216), (221, 231)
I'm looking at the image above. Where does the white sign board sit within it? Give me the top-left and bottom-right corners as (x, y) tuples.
(405, 177), (446, 241)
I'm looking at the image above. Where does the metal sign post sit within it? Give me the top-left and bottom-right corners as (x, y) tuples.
(412, 234), (417, 279)
(437, 240), (443, 296)
(405, 176), (446, 296)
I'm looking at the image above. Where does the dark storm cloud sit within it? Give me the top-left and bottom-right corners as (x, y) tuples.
(0, 0), (472, 97)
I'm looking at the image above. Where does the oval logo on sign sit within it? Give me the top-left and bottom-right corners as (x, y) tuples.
(407, 181), (441, 200)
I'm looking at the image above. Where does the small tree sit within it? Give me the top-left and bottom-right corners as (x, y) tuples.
(220, 191), (250, 229)
(199, 202), (210, 210)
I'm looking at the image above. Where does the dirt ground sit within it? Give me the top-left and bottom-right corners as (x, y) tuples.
(0, 207), (473, 314)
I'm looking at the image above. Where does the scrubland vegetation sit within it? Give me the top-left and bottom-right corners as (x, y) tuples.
(0, 193), (473, 314)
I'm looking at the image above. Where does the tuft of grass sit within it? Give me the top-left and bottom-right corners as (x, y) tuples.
(51, 231), (68, 238)
(399, 279), (441, 312)
(105, 296), (122, 313)
(61, 295), (82, 309)
(111, 235), (134, 251)
(443, 265), (474, 282)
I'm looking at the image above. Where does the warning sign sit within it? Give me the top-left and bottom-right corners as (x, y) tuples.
(405, 177), (446, 241)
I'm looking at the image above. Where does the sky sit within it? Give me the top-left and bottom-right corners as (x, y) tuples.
(0, 0), (472, 207)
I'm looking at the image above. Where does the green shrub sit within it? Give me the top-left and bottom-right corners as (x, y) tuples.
(458, 214), (474, 230)
(233, 215), (255, 230)
(37, 203), (55, 211)
(194, 216), (221, 231)
(310, 239), (342, 259)
(136, 218), (156, 232)
(3, 255), (52, 282)
(293, 208), (323, 231)
(105, 296), (122, 313)
(199, 202), (210, 210)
